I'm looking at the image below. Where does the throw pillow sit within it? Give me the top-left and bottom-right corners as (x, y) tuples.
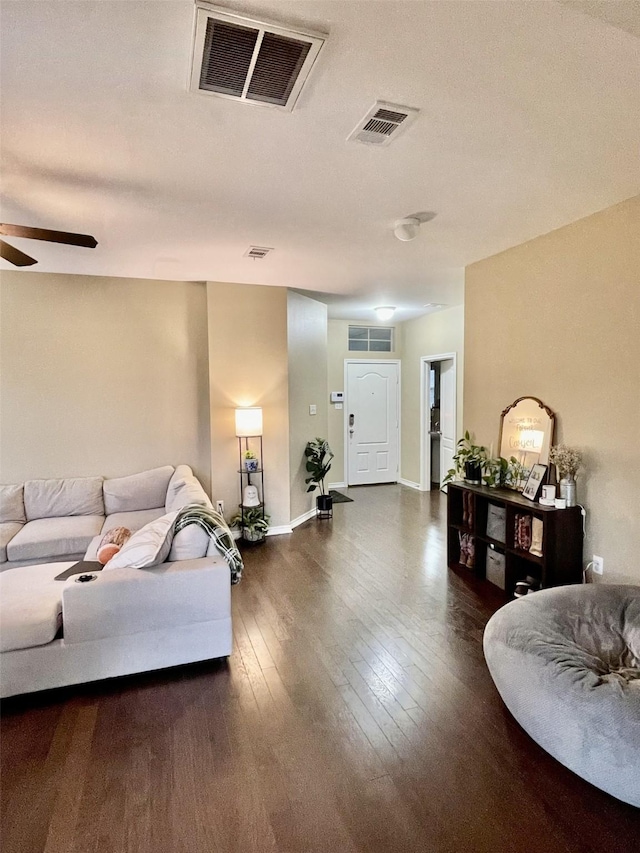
(97, 526), (132, 565)
(104, 511), (179, 570)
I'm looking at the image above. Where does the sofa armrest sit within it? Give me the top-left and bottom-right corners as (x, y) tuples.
(62, 557), (231, 645)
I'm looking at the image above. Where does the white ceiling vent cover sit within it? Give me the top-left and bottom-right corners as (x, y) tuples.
(244, 246), (273, 259)
(191, 3), (325, 111)
(347, 102), (419, 147)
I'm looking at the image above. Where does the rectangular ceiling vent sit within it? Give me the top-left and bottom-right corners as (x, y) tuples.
(191, 3), (326, 111)
(244, 246), (273, 259)
(347, 101), (419, 147)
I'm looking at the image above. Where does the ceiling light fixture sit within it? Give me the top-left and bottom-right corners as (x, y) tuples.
(374, 306), (396, 321)
(393, 217), (420, 242)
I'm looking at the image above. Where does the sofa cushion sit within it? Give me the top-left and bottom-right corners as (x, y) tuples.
(168, 523), (210, 561)
(101, 508), (166, 535)
(0, 522), (23, 563)
(0, 563), (67, 651)
(166, 465), (193, 510)
(105, 511), (179, 570)
(24, 477), (104, 520)
(103, 466), (174, 515)
(165, 475), (211, 513)
(7, 516), (105, 562)
(167, 465), (194, 492)
(0, 484), (26, 523)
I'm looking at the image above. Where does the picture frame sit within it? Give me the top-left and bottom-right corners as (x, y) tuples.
(522, 463), (547, 501)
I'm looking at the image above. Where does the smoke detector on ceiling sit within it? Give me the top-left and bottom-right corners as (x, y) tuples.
(190, 3), (326, 111)
(244, 246), (273, 259)
(347, 101), (419, 147)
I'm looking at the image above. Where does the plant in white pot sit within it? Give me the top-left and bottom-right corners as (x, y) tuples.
(304, 438), (334, 516)
(231, 506), (270, 543)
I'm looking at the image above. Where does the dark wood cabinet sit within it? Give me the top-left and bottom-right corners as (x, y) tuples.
(446, 482), (584, 596)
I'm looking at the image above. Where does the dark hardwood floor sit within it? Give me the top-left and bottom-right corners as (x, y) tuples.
(1, 485), (638, 852)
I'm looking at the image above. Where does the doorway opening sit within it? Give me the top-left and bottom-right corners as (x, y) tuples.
(420, 354), (457, 491)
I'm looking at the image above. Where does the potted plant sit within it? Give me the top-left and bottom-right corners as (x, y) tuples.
(231, 506), (270, 543)
(443, 431), (487, 486)
(304, 438), (334, 515)
(483, 456), (528, 490)
(243, 448), (259, 472)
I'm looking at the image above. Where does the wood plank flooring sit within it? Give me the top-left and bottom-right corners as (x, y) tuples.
(2, 485), (639, 852)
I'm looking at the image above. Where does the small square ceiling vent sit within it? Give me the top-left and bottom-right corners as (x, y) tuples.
(244, 246), (273, 259)
(347, 101), (419, 147)
(191, 3), (326, 111)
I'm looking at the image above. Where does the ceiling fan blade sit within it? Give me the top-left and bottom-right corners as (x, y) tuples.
(0, 223), (98, 248)
(0, 239), (37, 267)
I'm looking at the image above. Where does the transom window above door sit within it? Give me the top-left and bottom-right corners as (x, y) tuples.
(348, 326), (394, 352)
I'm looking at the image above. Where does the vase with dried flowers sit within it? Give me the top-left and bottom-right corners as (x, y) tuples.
(549, 445), (582, 507)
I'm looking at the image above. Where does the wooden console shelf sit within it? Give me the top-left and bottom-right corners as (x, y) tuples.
(446, 482), (583, 597)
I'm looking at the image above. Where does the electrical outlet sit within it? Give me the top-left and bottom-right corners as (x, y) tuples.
(216, 500), (224, 515)
(592, 555), (604, 575)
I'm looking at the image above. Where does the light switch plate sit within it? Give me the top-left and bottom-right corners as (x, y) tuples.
(309, 404), (317, 415)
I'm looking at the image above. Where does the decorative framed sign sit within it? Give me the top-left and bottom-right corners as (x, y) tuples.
(522, 464), (548, 501)
(499, 397), (555, 468)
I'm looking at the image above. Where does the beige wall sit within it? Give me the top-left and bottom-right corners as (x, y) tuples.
(327, 319), (403, 485)
(465, 196), (640, 585)
(0, 272), (211, 491)
(287, 292), (328, 520)
(400, 305), (465, 486)
(207, 282), (290, 528)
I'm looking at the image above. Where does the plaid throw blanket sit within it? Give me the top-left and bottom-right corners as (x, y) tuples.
(174, 503), (244, 584)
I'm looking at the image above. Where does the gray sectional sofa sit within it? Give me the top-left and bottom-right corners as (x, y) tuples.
(0, 464), (238, 698)
(0, 465), (211, 570)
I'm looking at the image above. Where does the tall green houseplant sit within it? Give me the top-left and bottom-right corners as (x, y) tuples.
(304, 438), (334, 495)
(305, 438), (334, 517)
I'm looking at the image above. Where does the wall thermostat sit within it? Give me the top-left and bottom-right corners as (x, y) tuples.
(330, 391), (344, 403)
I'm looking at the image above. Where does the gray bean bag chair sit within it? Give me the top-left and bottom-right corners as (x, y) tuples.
(484, 584), (640, 807)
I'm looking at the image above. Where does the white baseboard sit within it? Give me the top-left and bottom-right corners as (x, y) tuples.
(398, 477), (423, 491)
(267, 524), (294, 537)
(289, 507), (317, 529)
(328, 481), (347, 489)
(232, 524), (293, 539)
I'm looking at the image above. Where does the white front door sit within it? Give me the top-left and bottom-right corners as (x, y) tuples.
(346, 361), (399, 485)
(439, 358), (456, 485)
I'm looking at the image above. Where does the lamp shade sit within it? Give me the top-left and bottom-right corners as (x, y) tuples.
(235, 407), (263, 437)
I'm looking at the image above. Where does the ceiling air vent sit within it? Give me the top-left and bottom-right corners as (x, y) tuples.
(191, 3), (325, 111)
(244, 246), (273, 259)
(347, 101), (419, 147)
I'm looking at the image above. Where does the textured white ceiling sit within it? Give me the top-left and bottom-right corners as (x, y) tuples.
(1, 1), (638, 320)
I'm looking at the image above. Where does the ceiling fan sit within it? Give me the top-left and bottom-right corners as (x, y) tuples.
(0, 223), (98, 267)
